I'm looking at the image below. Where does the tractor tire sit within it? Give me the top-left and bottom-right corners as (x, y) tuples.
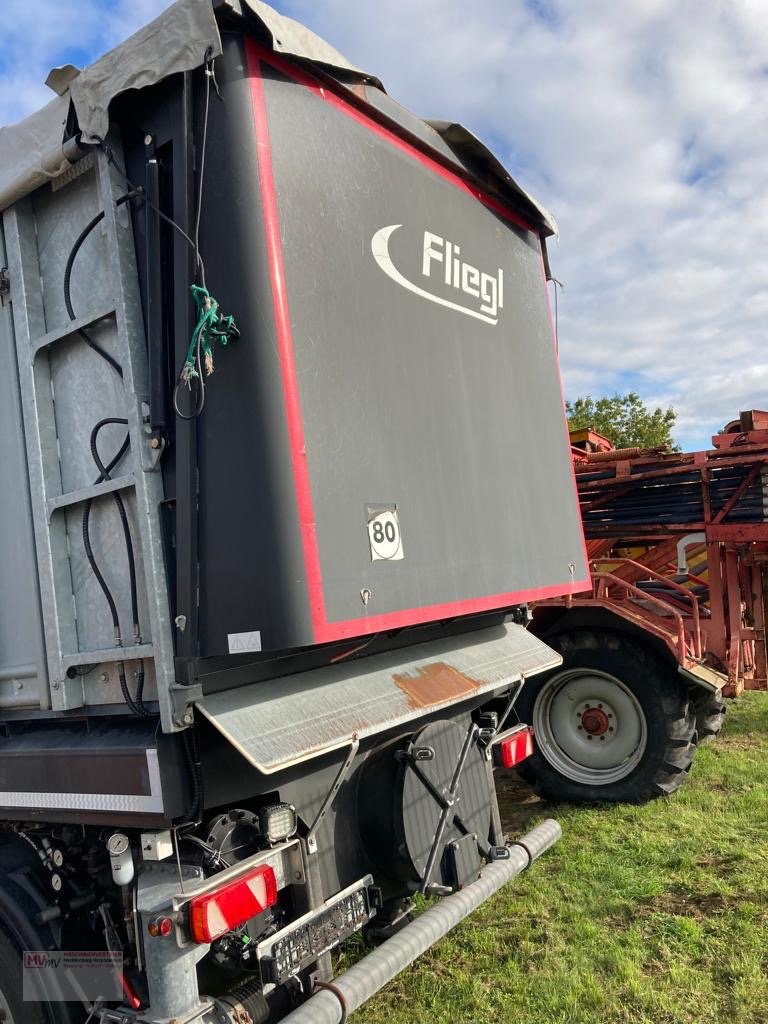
(694, 692), (726, 745)
(0, 842), (81, 1024)
(516, 630), (697, 804)
(0, 927), (48, 1024)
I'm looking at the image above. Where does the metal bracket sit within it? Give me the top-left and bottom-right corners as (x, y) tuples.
(494, 676), (525, 734)
(396, 744), (434, 765)
(490, 845), (511, 861)
(169, 682), (203, 728)
(306, 735), (360, 854)
(144, 432), (166, 473)
(0, 267), (9, 306)
(415, 722), (480, 893)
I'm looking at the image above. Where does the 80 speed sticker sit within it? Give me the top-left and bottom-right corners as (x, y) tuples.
(366, 505), (404, 561)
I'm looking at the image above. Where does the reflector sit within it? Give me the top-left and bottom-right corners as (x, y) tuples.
(496, 727), (535, 769)
(188, 864), (277, 943)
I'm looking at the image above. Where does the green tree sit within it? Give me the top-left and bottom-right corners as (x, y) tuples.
(566, 391), (678, 450)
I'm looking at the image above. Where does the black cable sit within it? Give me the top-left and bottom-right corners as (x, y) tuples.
(118, 663), (149, 719)
(172, 342), (206, 420)
(181, 727), (204, 823)
(181, 834), (230, 870)
(101, 145), (206, 285)
(64, 211), (120, 374)
(82, 495), (150, 719)
(86, 419), (150, 717)
(102, 434), (130, 480)
(135, 662), (147, 709)
(90, 419), (139, 634)
(193, 47), (214, 293)
(89, 417), (127, 484)
(63, 193), (137, 376)
(82, 499), (121, 641)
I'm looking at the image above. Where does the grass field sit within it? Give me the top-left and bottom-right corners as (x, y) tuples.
(346, 692), (768, 1024)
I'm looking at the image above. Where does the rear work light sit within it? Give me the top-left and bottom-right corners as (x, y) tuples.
(259, 803), (297, 844)
(188, 864), (278, 944)
(494, 726), (535, 769)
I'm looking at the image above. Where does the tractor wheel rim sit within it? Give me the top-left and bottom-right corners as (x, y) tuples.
(533, 668), (648, 785)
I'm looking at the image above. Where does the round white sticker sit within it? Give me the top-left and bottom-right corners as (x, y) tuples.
(367, 509), (403, 561)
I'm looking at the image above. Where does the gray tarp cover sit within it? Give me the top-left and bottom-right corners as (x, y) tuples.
(0, 0), (556, 234)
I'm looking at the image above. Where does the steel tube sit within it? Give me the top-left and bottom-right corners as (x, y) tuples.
(280, 819), (562, 1024)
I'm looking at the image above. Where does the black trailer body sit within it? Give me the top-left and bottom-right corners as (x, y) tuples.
(0, 3), (585, 1022)
(188, 38), (587, 655)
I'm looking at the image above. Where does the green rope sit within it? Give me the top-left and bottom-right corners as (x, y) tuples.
(181, 285), (239, 383)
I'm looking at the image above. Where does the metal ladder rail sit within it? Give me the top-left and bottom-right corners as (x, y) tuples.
(3, 146), (177, 730)
(95, 144), (177, 731)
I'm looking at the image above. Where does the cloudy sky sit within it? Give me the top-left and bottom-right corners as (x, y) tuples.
(2, 0), (766, 449)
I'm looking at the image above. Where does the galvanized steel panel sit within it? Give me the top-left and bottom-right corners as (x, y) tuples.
(0, 223), (47, 710)
(197, 623), (560, 773)
(2, 150), (175, 725)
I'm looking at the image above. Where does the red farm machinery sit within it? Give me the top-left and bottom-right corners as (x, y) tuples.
(520, 410), (768, 804)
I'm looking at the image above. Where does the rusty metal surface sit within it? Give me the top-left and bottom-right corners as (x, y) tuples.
(197, 623), (560, 774)
(393, 663), (479, 709)
(535, 415), (768, 696)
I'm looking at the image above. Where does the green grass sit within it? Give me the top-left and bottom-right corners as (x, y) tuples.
(344, 692), (768, 1024)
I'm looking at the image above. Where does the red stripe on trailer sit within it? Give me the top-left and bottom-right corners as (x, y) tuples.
(247, 54), (329, 636)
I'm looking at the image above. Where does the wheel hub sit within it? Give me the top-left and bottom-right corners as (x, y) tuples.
(532, 668), (648, 785)
(581, 706), (610, 736)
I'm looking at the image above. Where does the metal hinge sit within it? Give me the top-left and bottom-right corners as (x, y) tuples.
(169, 681), (203, 728)
(0, 267), (10, 306)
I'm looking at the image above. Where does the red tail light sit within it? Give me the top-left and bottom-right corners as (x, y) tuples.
(188, 864), (277, 944)
(495, 726), (535, 768)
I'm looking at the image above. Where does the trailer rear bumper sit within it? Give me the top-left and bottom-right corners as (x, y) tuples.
(279, 819), (562, 1024)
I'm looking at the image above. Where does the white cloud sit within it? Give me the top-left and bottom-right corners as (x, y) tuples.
(3, 0), (767, 450)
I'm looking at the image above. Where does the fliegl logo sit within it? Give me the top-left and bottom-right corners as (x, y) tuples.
(371, 225), (504, 326)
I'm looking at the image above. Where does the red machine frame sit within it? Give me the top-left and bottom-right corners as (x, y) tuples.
(539, 411), (768, 696)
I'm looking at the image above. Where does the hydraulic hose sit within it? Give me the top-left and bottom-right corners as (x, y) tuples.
(62, 191), (136, 374)
(90, 418), (140, 635)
